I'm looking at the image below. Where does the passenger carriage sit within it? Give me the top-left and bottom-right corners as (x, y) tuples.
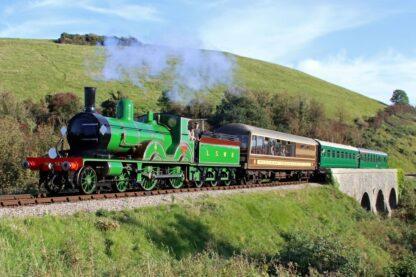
(216, 123), (318, 182)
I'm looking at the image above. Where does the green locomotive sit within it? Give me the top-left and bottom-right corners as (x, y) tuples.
(24, 87), (240, 194)
(23, 87), (388, 195)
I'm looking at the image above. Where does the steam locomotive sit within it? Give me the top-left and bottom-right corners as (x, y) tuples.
(23, 87), (388, 194)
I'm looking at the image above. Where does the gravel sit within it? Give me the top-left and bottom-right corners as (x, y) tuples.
(0, 183), (322, 218)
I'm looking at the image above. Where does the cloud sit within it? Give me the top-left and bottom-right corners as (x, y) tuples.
(199, 1), (386, 63)
(2, 0), (162, 22)
(0, 18), (94, 37)
(296, 50), (416, 104)
(79, 3), (161, 22)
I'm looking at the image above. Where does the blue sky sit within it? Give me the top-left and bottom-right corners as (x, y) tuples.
(1, 0), (415, 104)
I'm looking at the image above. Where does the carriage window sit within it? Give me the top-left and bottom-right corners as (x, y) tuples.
(269, 138), (276, 155)
(288, 142), (296, 157)
(251, 136), (257, 154)
(258, 136), (265, 154)
(274, 140), (281, 156)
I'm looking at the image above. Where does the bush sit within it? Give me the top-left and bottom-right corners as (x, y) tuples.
(56, 33), (139, 46)
(278, 231), (361, 275)
(45, 92), (81, 126)
(397, 168), (406, 196)
(388, 254), (416, 276)
(0, 117), (37, 193)
(398, 179), (416, 222)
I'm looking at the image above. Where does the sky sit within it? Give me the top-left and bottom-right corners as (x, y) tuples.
(0, 0), (415, 105)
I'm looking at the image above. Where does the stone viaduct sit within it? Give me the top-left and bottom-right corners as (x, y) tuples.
(330, 169), (398, 215)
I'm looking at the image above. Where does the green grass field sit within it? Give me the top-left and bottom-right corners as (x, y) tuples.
(0, 38), (384, 120)
(1, 186), (415, 276)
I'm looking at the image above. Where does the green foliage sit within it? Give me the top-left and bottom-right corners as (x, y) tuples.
(361, 107), (416, 172)
(0, 92), (60, 193)
(57, 32), (105, 46)
(391, 89), (410, 105)
(397, 179), (416, 222)
(56, 33), (139, 46)
(388, 254), (416, 276)
(100, 91), (124, 117)
(278, 231), (361, 275)
(210, 90), (274, 129)
(45, 92), (81, 126)
(397, 168), (406, 195)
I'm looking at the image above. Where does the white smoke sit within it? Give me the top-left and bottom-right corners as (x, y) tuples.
(99, 37), (235, 103)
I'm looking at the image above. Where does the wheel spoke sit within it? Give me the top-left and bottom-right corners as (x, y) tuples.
(169, 166), (184, 189)
(79, 166), (97, 194)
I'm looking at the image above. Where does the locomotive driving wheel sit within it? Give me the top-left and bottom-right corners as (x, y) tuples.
(113, 171), (130, 192)
(77, 166), (97, 194)
(169, 166), (184, 189)
(141, 166), (158, 191)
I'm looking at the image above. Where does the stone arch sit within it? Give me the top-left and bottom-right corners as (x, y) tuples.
(388, 188), (397, 209)
(375, 190), (386, 213)
(360, 192), (371, 211)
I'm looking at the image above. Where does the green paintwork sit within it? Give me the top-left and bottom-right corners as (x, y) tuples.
(198, 142), (240, 166)
(358, 153), (388, 169)
(106, 116), (172, 154)
(319, 145), (359, 169)
(107, 161), (123, 176)
(116, 98), (134, 121)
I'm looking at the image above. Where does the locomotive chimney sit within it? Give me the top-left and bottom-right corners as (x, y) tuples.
(84, 87), (96, 113)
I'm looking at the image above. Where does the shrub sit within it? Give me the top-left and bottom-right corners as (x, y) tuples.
(56, 33), (139, 46)
(388, 254), (416, 276)
(45, 92), (81, 126)
(278, 231), (361, 275)
(0, 117), (37, 193)
(398, 179), (416, 222)
(397, 168), (406, 196)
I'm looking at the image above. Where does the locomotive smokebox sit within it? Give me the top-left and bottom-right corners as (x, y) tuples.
(84, 87), (96, 113)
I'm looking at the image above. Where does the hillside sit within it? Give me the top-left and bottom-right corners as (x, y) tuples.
(0, 186), (415, 275)
(364, 111), (416, 172)
(0, 38), (384, 121)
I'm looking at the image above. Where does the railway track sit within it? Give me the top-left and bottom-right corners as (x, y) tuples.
(0, 180), (307, 208)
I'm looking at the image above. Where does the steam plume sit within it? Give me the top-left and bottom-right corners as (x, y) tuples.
(99, 37), (235, 102)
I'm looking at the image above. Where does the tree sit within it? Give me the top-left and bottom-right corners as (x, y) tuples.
(45, 92), (81, 126)
(210, 90), (273, 129)
(101, 91), (125, 117)
(390, 89), (409, 105)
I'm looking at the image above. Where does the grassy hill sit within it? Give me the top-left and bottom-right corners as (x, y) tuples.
(0, 186), (415, 275)
(364, 111), (416, 172)
(0, 38), (384, 120)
